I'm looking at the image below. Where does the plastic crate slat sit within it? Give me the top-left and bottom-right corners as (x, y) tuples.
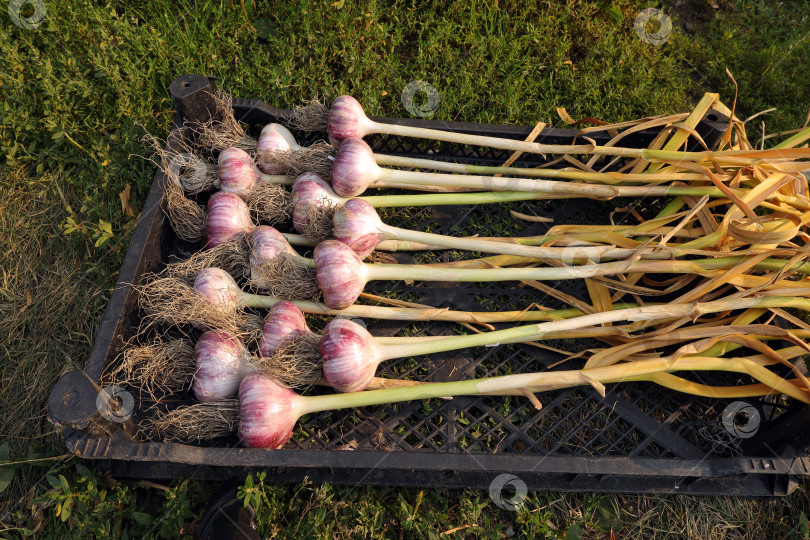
(599, 390), (706, 460)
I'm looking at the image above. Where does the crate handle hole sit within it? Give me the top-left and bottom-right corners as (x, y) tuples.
(707, 113), (720, 122)
(108, 396), (124, 412)
(62, 390), (80, 407)
(733, 411), (750, 427)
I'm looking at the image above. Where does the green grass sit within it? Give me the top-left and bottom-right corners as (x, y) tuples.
(2, 0), (810, 537)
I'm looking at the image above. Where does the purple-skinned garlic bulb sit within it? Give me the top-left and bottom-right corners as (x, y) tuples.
(216, 146), (293, 226)
(253, 301), (322, 386)
(193, 268), (241, 310)
(249, 225), (298, 265)
(188, 295), (321, 397)
(238, 372), (302, 449)
(193, 330), (254, 402)
(320, 318), (380, 393)
(205, 191), (253, 247)
(216, 147), (261, 198)
(313, 240), (368, 310)
(327, 95), (376, 145)
(255, 124), (300, 174)
(332, 198), (392, 259)
(191, 267), (242, 330)
(330, 137), (384, 197)
(258, 301), (310, 357)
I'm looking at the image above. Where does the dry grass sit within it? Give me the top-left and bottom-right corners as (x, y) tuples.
(0, 167), (107, 500)
(612, 491), (810, 539)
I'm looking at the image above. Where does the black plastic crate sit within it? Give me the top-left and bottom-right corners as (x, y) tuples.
(47, 74), (810, 497)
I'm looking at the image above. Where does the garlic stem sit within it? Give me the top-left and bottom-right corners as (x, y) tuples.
(298, 352), (810, 416)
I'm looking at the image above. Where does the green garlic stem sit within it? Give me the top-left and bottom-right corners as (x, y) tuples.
(236, 292), (641, 324)
(363, 255), (810, 284)
(377, 224), (673, 261)
(374, 153), (711, 184)
(376, 296), (810, 359)
(297, 353), (810, 415)
(369, 120), (809, 161)
(284, 233), (447, 252)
